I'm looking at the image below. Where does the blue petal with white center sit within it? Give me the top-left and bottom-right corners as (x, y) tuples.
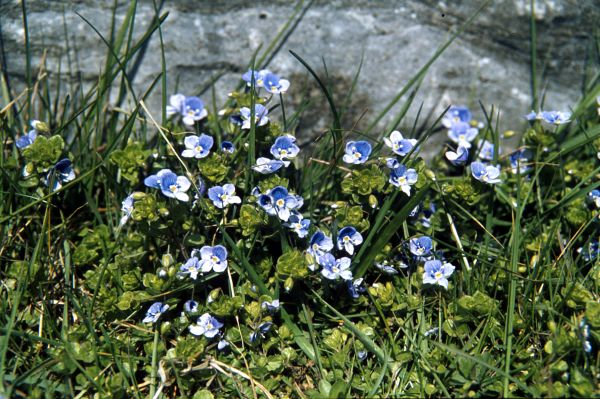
(270, 135), (300, 161)
(337, 226), (363, 255)
(181, 134), (214, 159)
(471, 162), (501, 184)
(144, 169), (191, 202)
(410, 236), (433, 257)
(283, 211), (311, 238)
(252, 157), (286, 174)
(343, 140), (372, 164)
(308, 231), (334, 258)
(320, 254), (353, 281)
(207, 184), (241, 208)
(189, 313), (223, 338)
(384, 130), (417, 156)
(16, 129), (38, 149)
(45, 158), (76, 191)
(445, 145), (469, 166)
(142, 302), (169, 323)
(388, 164), (418, 196)
(262, 72), (290, 94)
(448, 122), (478, 149)
(442, 106), (472, 128)
(239, 104), (269, 129)
(167, 94), (208, 126)
(198, 245), (228, 273)
(422, 260), (455, 289)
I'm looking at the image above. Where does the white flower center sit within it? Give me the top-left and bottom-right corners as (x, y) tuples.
(434, 271), (442, 279)
(343, 236), (350, 242)
(332, 266), (339, 273)
(195, 145), (203, 153)
(280, 149), (288, 157)
(169, 184), (178, 193)
(276, 199), (285, 207)
(211, 255), (219, 263)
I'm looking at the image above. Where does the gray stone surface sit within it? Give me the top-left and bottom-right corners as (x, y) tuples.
(1, 0), (598, 148)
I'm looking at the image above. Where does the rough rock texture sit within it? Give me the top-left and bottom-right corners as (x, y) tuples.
(1, 0), (598, 146)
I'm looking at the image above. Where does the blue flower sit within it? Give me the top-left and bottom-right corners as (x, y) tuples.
(120, 194), (135, 226)
(143, 302), (169, 323)
(540, 111), (571, 125)
(375, 260), (400, 275)
(445, 145), (469, 166)
(180, 255), (201, 280)
(577, 241), (599, 262)
(308, 231), (334, 258)
(471, 162), (501, 184)
(410, 236), (433, 257)
(198, 245), (228, 273)
(477, 140), (496, 161)
(250, 322), (273, 343)
(189, 313), (223, 338)
(208, 184), (241, 208)
(270, 135), (299, 161)
(45, 158), (76, 191)
(167, 94), (208, 126)
(261, 299), (280, 313)
(588, 189), (600, 209)
(252, 157), (286, 174)
(524, 110), (541, 121)
(242, 68), (269, 87)
(184, 300), (199, 313)
(347, 277), (365, 299)
(144, 169), (191, 202)
(319, 254), (353, 281)
(384, 130), (417, 156)
(16, 129), (38, 149)
(181, 134), (214, 159)
(257, 186), (302, 221)
(238, 104), (269, 129)
(217, 340), (230, 351)
(422, 260), (455, 289)
(221, 141), (235, 154)
(283, 212), (311, 238)
(343, 141), (372, 164)
(509, 148), (532, 174)
(388, 164), (418, 196)
(262, 72), (290, 94)
(442, 106), (472, 128)
(337, 226), (363, 255)
(448, 122), (478, 149)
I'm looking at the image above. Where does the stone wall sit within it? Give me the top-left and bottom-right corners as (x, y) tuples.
(1, 0), (598, 144)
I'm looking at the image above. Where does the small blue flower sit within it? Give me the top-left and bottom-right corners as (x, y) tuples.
(208, 184), (241, 208)
(337, 226), (363, 255)
(250, 322), (273, 343)
(238, 104), (269, 129)
(221, 141), (235, 154)
(184, 300), (199, 313)
(261, 299), (280, 312)
(343, 141), (372, 164)
(16, 129), (38, 149)
(442, 106), (472, 128)
(540, 111), (571, 125)
(410, 236), (433, 257)
(471, 162), (501, 184)
(144, 169), (191, 202)
(388, 164), (418, 196)
(347, 277), (365, 299)
(477, 140), (496, 161)
(588, 189), (600, 209)
(524, 110), (540, 121)
(320, 254), (353, 281)
(424, 327), (439, 337)
(448, 122), (478, 149)
(198, 245), (228, 273)
(283, 212), (311, 238)
(262, 72), (290, 94)
(308, 231), (334, 258)
(167, 94), (208, 126)
(189, 313), (223, 338)
(180, 255), (201, 280)
(143, 302), (169, 323)
(217, 340), (230, 351)
(375, 260), (400, 275)
(181, 134), (214, 159)
(270, 135), (299, 161)
(445, 145), (469, 166)
(45, 158), (76, 191)
(509, 148), (532, 174)
(257, 186), (302, 221)
(252, 157), (285, 174)
(384, 130), (417, 156)
(120, 194), (135, 226)
(423, 260), (455, 289)
(577, 241), (599, 262)
(242, 69), (269, 87)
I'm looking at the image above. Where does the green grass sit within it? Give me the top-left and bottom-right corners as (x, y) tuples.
(1, 1), (600, 398)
